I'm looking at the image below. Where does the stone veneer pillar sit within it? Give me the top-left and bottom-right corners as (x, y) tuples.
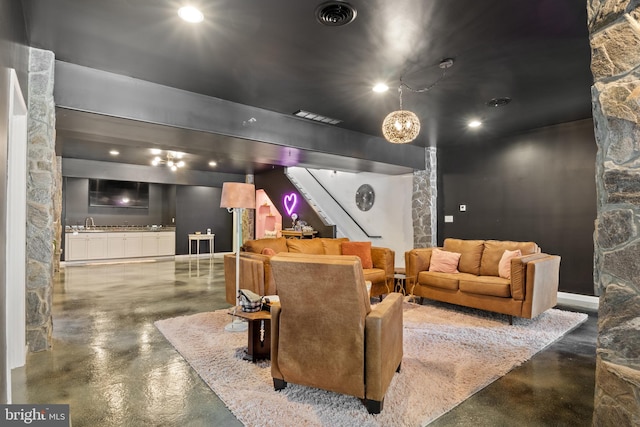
(588, 1), (640, 423)
(26, 48), (58, 352)
(412, 147), (437, 248)
(242, 174), (255, 244)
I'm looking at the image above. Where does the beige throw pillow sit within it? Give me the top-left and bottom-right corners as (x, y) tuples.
(428, 248), (461, 273)
(498, 249), (522, 279)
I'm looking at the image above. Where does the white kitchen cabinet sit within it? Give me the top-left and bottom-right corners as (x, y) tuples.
(142, 233), (158, 257)
(142, 232), (176, 256)
(86, 234), (108, 259)
(65, 231), (175, 261)
(66, 234), (88, 261)
(157, 232), (176, 256)
(123, 233), (143, 258)
(107, 233), (126, 258)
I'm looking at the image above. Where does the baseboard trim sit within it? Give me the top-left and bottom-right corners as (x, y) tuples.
(557, 292), (599, 311)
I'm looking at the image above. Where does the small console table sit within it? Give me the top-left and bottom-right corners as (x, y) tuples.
(188, 233), (215, 258)
(281, 230), (318, 239)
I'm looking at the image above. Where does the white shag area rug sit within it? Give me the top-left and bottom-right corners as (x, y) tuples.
(155, 302), (587, 427)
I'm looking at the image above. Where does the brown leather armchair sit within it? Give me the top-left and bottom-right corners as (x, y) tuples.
(269, 253), (403, 414)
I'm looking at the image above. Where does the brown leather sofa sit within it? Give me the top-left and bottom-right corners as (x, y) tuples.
(405, 238), (560, 322)
(224, 237), (394, 304)
(269, 253), (403, 414)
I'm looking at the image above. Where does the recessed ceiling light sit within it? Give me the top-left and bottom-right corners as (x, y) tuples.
(150, 148), (162, 155)
(373, 83), (389, 93)
(178, 6), (204, 23)
(468, 120), (482, 128)
(208, 161), (217, 167)
(109, 150), (119, 156)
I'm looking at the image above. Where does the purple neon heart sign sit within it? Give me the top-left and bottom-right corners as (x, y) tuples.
(284, 193), (298, 216)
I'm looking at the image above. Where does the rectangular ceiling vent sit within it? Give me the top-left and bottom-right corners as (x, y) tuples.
(294, 110), (342, 125)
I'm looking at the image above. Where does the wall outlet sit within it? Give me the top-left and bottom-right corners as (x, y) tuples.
(444, 215), (454, 223)
(172, 217), (175, 223)
(459, 204), (467, 212)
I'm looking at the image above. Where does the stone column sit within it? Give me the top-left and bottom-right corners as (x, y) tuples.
(588, 1), (640, 424)
(53, 156), (62, 272)
(412, 147), (437, 248)
(242, 174), (255, 244)
(26, 48), (57, 352)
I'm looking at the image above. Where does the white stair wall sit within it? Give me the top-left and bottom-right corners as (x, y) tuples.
(285, 167), (414, 267)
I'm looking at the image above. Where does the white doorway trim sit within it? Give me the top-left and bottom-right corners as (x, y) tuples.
(5, 68), (28, 403)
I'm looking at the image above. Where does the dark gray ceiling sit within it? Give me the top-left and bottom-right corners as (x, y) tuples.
(21, 0), (594, 174)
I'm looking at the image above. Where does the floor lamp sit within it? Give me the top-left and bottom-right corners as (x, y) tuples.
(220, 182), (256, 332)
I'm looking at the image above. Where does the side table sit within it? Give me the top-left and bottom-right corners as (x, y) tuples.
(188, 233), (214, 258)
(229, 307), (272, 362)
(393, 267), (407, 295)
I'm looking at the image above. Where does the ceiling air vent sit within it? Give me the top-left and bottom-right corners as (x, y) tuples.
(315, 1), (357, 26)
(486, 97), (512, 107)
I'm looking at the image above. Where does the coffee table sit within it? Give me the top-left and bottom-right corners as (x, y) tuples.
(230, 307), (272, 362)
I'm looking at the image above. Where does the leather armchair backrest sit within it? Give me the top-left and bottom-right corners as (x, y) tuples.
(270, 253), (371, 397)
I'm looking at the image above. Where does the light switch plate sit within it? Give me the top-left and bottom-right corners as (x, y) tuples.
(459, 204), (467, 212)
(444, 215), (454, 223)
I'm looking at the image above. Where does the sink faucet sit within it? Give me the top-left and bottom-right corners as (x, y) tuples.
(85, 217), (95, 229)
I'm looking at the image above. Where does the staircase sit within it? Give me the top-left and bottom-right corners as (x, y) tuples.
(285, 167), (381, 240)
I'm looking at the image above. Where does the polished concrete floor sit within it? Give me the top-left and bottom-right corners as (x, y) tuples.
(12, 257), (597, 426)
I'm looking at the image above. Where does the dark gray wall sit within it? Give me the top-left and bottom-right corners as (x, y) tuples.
(175, 186), (232, 254)
(63, 177), (168, 227)
(438, 119), (596, 296)
(255, 168), (335, 238)
(0, 0), (29, 98)
(63, 178), (235, 256)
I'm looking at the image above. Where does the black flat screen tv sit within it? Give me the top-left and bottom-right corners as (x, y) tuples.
(89, 179), (149, 209)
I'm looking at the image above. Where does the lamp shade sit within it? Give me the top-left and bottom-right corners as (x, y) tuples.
(220, 182), (256, 209)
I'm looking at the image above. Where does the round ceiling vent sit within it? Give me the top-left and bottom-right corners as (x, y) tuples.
(315, 1), (357, 26)
(486, 97), (512, 107)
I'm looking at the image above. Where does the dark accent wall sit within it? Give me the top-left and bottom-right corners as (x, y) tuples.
(64, 178), (167, 227)
(255, 168), (335, 238)
(438, 119), (596, 296)
(175, 185), (232, 254)
(62, 178), (234, 256)
(0, 0), (29, 98)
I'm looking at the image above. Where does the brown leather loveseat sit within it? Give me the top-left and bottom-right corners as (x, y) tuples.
(224, 237), (394, 304)
(405, 238), (560, 322)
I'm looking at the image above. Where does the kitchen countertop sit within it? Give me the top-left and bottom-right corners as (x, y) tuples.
(65, 226), (176, 233)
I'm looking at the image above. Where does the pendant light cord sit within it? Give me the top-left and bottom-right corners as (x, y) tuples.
(396, 58), (453, 108)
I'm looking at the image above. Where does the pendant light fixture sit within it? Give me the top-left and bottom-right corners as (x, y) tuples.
(382, 58), (454, 144)
(151, 151), (185, 171)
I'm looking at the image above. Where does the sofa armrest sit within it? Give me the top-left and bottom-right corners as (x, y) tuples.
(510, 253), (555, 301)
(521, 255), (561, 318)
(371, 247), (394, 274)
(223, 253), (267, 305)
(270, 304), (283, 381)
(365, 292), (403, 402)
(405, 248), (435, 281)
